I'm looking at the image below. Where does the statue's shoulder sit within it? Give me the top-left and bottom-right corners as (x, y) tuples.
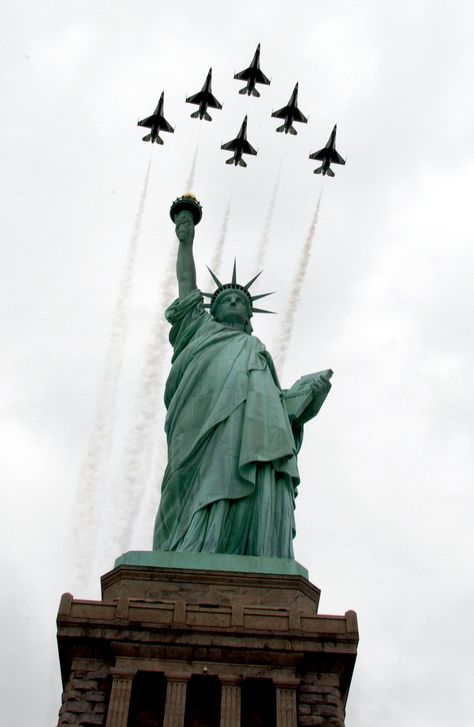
(167, 289), (217, 356)
(166, 288), (207, 324)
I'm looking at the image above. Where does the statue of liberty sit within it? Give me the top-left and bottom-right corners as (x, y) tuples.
(153, 194), (331, 559)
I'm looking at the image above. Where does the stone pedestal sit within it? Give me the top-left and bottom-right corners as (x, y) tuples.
(56, 552), (358, 726)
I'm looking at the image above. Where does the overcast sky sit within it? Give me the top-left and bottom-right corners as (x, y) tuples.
(1, 1), (473, 725)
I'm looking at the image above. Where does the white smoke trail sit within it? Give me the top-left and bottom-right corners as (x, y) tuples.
(114, 150), (199, 553)
(208, 198), (231, 281)
(255, 169), (281, 269)
(112, 251), (175, 553)
(72, 158), (152, 587)
(272, 189), (323, 376)
(185, 144), (198, 192)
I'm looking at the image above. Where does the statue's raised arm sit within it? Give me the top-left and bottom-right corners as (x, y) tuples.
(169, 195), (203, 299)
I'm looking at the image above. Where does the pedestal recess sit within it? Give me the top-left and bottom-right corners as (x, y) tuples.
(56, 552), (358, 726)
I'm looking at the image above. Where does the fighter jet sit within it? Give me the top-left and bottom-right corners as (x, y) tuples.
(137, 92), (174, 144)
(271, 83), (308, 135)
(186, 68), (223, 121)
(309, 124), (346, 177)
(234, 43), (270, 97)
(221, 115), (257, 167)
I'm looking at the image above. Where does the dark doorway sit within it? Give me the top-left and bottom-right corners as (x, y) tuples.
(183, 675), (221, 727)
(241, 678), (276, 727)
(127, 672), (166, 727)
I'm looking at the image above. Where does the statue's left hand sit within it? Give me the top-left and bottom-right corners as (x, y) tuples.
(296, 375), (332, 425)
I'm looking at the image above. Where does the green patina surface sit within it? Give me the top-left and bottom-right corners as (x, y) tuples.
(150, 195), (331, 562)
(115, 550), (308, 578)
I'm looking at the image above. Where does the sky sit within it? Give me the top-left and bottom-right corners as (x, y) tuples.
(1, 1), (473, 725)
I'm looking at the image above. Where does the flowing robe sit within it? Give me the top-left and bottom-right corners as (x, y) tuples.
(153, 289), (302, 558)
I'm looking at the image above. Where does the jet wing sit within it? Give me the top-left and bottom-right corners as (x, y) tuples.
(186, 91), (223, 110)
(271, 105), (307, 122)
(137, 115), (155, 129)
(330, 150), (345, 165)
(234, 68), (269, 83)
(310, 148), (345, 165)
(137, 115), (174, 133)
(159, 117), (174, 133)
(253, 69), (270, 85)
(241, 140), (257, 156)
(309, 148), (326, 161)
(186, 91), (203, 104)
(292, 108), (308, 124)
(221, 138), (238, 151)
(234, 68), (252, 81)
(271, 105), (289, 120)
(207, 96), (223, 109)
(221, 139), (257, 155)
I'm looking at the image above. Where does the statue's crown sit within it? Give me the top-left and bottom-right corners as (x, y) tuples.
(203, 260), (275, 317)
(170, 193), (203, 225)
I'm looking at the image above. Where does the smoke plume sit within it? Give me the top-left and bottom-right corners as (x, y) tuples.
(72, 158), (152, 587)
(209, 198), (231, 280)
(255, 169), (281, 268)
(273, 190), (323, 375)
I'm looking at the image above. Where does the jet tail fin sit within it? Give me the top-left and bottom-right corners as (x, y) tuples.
(251, 88), (260, 97)
(204, 111), (212, 121)
(142, 133), (152, 142)
(225, 157), (235, 165)
(239, 87), (249, 95)
(276, 124), (286, 133)
(289, 125), (297, 136)
(238, 158), (247, 167)
(327, 167), (335, 177)
(314, 166), (323, 175)
(190, 110), (200, 119)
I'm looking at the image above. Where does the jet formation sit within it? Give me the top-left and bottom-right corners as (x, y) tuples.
(137, 44), (346, 177)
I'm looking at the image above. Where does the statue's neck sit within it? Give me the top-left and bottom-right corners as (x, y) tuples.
(222, 321), (246, 331)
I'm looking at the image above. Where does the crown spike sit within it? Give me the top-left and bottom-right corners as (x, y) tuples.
(244, 270), (263, 290)
(250, 291), (275, 302)
(206, 266), (223, 288)
(252, 307), (276, 314)
(231, 259), (237, 285)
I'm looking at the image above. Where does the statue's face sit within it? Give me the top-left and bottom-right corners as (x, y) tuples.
(175, 210), (194, 243)
(213, 291), (250, 327)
